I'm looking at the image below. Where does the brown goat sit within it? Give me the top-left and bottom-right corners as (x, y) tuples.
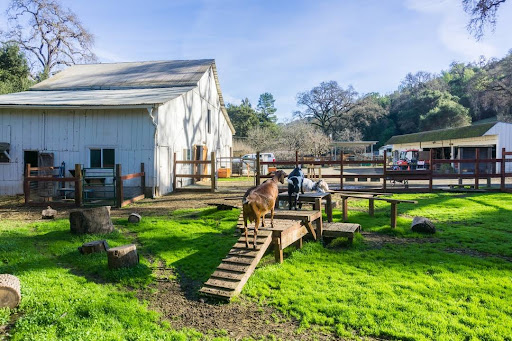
(242, 170), (287, 248)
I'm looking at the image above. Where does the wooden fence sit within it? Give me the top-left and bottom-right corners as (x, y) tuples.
(255, 149), (512, 192)
(173, 151), (216, 192)
(24, 163), (146, 207)
(115, 163), (146, 208)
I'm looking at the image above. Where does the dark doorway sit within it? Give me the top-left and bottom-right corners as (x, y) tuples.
(24, 151), (38, 174)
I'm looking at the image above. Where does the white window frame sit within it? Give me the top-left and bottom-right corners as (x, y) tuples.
(88, 147), (116, 168)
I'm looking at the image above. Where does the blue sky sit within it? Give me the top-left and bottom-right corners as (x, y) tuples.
(1, 0), (511, 121)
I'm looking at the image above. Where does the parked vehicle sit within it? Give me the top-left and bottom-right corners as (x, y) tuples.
(395, 149), (430, 170)
(241, 153), (276, 175)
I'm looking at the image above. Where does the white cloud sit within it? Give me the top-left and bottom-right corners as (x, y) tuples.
(405, 0), (497, 60)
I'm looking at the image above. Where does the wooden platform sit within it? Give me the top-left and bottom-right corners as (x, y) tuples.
(323, 222), (361, 242)
(200, 210), (321, 300)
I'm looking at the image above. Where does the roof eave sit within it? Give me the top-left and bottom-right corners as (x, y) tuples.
(0, 104), (159, 110)
(211, 62), (236, 135)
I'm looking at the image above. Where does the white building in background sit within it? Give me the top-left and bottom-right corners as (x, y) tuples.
(386, 121), (512, 172)
(0, 59), (235, 196)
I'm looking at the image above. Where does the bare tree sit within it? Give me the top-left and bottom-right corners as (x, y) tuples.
(4, 0), (96, 80)
(463, 0), (508, 40)
(280, 122), (331, 157)
(246, 126), (277, 152)
(295, 81), (358, 136)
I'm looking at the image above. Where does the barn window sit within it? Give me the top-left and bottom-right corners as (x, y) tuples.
(0, 143), (11, 163)
(207, 109), (211, 134)
(90, 148), (115, 168)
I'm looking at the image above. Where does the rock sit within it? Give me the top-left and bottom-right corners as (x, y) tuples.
(78, 240), (110, 254)
(42, 206), (57, 219)
(128, 213), (141, 224)
(69, 206), (114, 235)
(0, 274), (21, 309)
(411, 216), (436, 234)
(107, 244), (139, 269)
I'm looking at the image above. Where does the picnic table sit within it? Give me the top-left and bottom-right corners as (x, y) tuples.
(277, 192), (333, 222)
(336, 193), (417, 228)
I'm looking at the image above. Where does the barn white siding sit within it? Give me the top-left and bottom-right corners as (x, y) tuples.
(0, 108), (155, 195)
(156, 66), (233, 194)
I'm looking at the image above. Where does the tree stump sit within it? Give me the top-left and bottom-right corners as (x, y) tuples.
(42, 206), (57, 219)
(69, 206), (114, 235)
(107, 244), (139, 269)
(128, 213), (141, 224)
(411, 216), (436, 234)
(0, 274), (21, 309)
(78, 240), (110, 254)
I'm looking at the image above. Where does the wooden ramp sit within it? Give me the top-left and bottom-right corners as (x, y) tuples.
(199, 213), (304, 300)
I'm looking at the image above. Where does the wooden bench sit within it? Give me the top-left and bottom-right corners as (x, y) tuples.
(323, 223), (361, 243)
(277, 192), (333, 222)
(337, 194), (417, 228)
(330, 191), (392, 217)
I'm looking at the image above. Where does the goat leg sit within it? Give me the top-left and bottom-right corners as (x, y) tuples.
(270, 207), (274, 228)
(243, 211), (249, 248)
(254, 216), (259, 249)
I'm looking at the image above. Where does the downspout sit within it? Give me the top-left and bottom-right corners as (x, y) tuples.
(148, 106), (158, 197)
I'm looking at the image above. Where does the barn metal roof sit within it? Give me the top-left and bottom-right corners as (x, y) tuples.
(386, 123), (496, 145)
(0, 87), (195, 108)
(31, 59), (215, 90)
(0, 59), (235, 133)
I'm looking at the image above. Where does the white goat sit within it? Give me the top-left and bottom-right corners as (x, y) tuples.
(302, 178), (330, 193)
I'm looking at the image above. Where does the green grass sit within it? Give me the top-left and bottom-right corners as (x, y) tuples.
(116, 208), (240, 282)
(243, 192), (512, 340)
(2, 193), (512, 340)
(0, 220), (204, 340)
(217, 176), (253, 182)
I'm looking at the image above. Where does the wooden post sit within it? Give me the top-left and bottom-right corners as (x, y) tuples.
(140, 163), (146, 197)
(24, 163), (31, 206)
(274, 237), (283, 263)
(211, 151), (216, 193)
(382, 150), (387, 191)
(256, 151), (261, 185)
(340, 152), (344, 190)
(475, 148), (479, 190)
(116, 164), (123, 208)
(390, 202), (398, 228)
(314, 197), (323, 238)
(428, 149), (434, 192)
(172, 152), (177, 191)
(295, 238), (303, 249)
(75, 164), (82, 207)
(369, 198), (375, 217)
(326, 194), (333, 222)
(501, 148), (506, 191)
(458, 147), (463, 185)
(295, 151), (299, 168)
(342, 197), (348, 222)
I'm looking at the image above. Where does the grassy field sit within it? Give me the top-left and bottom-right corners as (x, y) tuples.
(1, 192), (512, 340)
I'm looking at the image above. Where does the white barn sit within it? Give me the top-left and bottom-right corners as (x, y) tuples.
(0, 59), (235, 196)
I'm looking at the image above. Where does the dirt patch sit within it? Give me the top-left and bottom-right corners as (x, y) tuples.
(362, 232), (439, 246)
(138, 266), (337, 340)
(445, 248), (512, 262)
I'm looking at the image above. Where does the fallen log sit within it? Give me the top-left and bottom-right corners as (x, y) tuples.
(0, 274), (21, 309)
(107, 244), (139, 269)
(78, 240), (110, 254)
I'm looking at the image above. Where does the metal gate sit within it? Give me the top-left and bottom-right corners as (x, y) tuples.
(82, 167), (116, 206)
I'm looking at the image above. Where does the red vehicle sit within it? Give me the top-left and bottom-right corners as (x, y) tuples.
(395, 149), (430, 170)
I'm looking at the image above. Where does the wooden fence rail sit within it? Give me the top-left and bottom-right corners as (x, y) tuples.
(24, 163), (146, 208)
(173, 151), (216, 192)
(254, 149), (512, 192)
(116, 163), (146, 208)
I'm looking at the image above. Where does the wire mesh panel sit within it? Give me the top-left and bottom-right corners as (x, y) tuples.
(82, 167), (116, 206)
